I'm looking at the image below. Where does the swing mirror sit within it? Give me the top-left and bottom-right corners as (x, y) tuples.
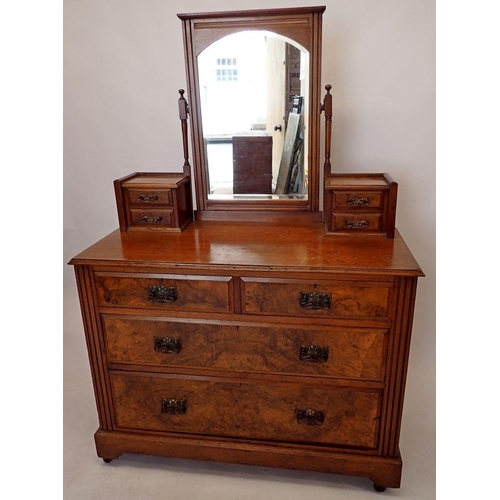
(178, 6), (325, 218)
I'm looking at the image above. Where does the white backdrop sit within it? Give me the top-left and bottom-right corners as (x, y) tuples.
(64, 0), (435, 481)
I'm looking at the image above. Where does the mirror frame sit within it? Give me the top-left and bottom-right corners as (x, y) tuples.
(178, 6), (325, 222)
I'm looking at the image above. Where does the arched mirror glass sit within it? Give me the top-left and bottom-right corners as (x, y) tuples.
(197, 31), (309, 201)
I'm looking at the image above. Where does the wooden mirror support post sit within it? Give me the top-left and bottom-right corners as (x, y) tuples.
(178, 89), (191, 178)
(321, 84), (333, 222)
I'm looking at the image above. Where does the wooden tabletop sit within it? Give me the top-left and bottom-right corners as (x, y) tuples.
(69, 221), (423, 276)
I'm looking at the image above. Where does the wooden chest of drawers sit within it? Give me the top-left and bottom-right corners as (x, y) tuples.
(70, 221), (422, 491)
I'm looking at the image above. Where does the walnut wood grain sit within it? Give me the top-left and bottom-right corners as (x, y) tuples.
(102, 315), (387, 381)
(94, 272), (233, 313)
(110, 372), (382, 449)
(242, 278), (390, 318)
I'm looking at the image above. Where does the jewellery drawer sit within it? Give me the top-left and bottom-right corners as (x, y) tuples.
(103, 315), (387, 381)
(114, 172), (193, 232)
(332, 191), (383, 210)
(110, 372), (382, 449)
(127, 208), (175, 228)
(241, 278), (389, 319)
(95, 272), (233, 313)
(125, 188), (173, 206)
(331, 213), (382, 233)
(324, 174), (397, 238)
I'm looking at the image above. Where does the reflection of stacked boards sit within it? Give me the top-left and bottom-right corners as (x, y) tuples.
(232, 131), (272, 194)
(276, 96), (304, 194)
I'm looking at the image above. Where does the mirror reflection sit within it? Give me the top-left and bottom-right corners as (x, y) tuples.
(197, 31), (309, 201)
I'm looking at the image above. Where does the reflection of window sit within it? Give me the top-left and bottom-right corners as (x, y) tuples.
(216, 58), (238, 81)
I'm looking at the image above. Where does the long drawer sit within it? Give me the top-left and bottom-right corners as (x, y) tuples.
(103, 315), (387, 381)
(241, 278), (390, 319)
(95, 272), (233, 313)
(110, 372), (382, 449)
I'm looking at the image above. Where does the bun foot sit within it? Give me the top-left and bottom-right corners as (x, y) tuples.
(103, 458), (113, 463)
(374, 484), (386, 492)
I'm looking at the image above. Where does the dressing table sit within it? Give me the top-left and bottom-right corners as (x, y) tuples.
(70, 6), (423, 492)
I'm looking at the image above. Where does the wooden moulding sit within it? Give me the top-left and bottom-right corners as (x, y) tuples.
(95, 430), (403, 488)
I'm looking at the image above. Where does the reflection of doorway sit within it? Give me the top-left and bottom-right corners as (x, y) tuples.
(266, 37), (286, 188)
(266, 40), (303, 191)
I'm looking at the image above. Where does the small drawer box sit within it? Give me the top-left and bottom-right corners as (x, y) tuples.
(114, 172), (193, 232)
(324, 174), (397, 238)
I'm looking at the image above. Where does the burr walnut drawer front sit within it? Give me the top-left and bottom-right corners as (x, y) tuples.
(331, 213), (383, 233)
(332, 191), (384, 210)
(95, 273), (233, 313)
(124, 188), (173, 207)
(110, 372), (382, 449)
(241, 278), (390, 319)
(103, 315), (387, 381)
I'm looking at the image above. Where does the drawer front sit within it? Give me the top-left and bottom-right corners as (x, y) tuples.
(125, 188), (173, 206)
(128, 208), (174, 228)
(103, 316), (387, 381)
(111, 372), (381, 449)
(333, 191), (383, 210)
(95, 273), (233, 313)
(332, 213), (382, 232)
(242, 278), (389, 319)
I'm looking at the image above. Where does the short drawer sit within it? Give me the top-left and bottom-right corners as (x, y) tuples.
(103, 315), (387, 381)
(242, 278), (389, 319)
(332, 213), (382, 232)
(333, 191), (383, 210)
(125, 188), (173, 206)
(95, 273), (233, 313)
(111, 372), (382, 449)
(127, 208), (174, 228)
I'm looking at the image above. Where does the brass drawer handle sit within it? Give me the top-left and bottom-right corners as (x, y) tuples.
(154, 336), (182, 354)
(347, 197), (370, 206)
(161, 398), (187, 415)
(296, 408), (325, 426)
(346, 220), (369, 229)
(137, 194), (159, 202)
(141, 215), (163, 224)
(298, 345), (329, 363)
(299, 292), (332, 310)
(148, 285), (178, 303)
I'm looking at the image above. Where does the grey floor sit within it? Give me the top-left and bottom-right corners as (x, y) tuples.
(64, 289), (435, 500)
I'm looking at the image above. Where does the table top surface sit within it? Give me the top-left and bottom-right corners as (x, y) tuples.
(69, 221), (423, 277)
